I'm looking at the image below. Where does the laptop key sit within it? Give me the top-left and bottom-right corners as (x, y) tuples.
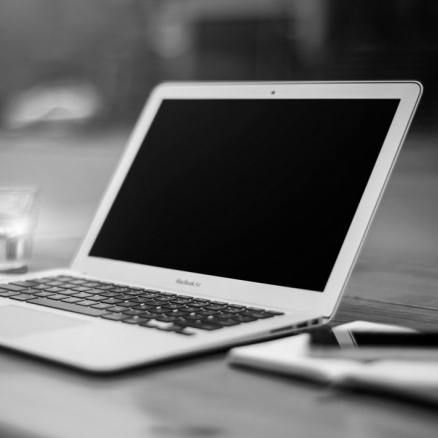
(105, 306), (126, 313)
(32, 278), (53, 284)
(254, 312), (278, 319)
(134, 297), (155, 304)
(72, 286), (92, 292)
(11, 281), (39, 287)
(33, 284), (52, 290)
(139, 320), (157, 328)
(189, 301), (210, 308)
(122, 290), (142, 296)
(231, 314), (258, 323)
(46, 281), (64, 286)
(162, 303), (185, 310)
(167, 309), (190, 317)
(214, 312), (235, 319)
(118, 300), (141, 308)
(101, 298), (122, 305)
(86, 295), (108, 302)
(45, 287), (65, 293)
(101, 313), (130, 321)
(112, 294), (133, 301)
(100, 292), (119, 298)
(76, 300), (97, 307)
(94, 285), (115, 291)
(133, 304), (159, 312)
(27, 298), (107, 316)
(243, 310), (277, 319)
(176, 318), (222, 331)
(10, 294), (38, 301)
(176, 306), (198, 313)
(58, 283), (79, 289)
(56, 277), (74, 282)
(154, 295), (173, 302)
(228, 304), (246, 310)
(123, 309), (146, 316)
(70, 279), (88, 285)
(155, 315), (179, 323)
(151, 307), (170, 314)
(22, 288), (44, 295)
(109, 287), (131, 293)
(82, 282), (101, 288)
(91, 303), (114, 310)
(184, 312), (208, 320)
(33, 291), (55, 297)
(0, 290), (20, 297)
(172, 298), (193, 304)
(0, 284), (27, 292)
(198, 310), (216, 316)
(48, 294), (68, 301)
(56, 289), (78, 296)
(205, 316), (240, 327)
(122, 316), (150, 325)
(267, 310), (285, 316)
(167, 325), (195, 336)
(136, 311), (161, 319)
(73, 292), (93, 299)
(223, 307), (246, 314)
(62, 297), (83, 304)
(203, 303), (227, 310)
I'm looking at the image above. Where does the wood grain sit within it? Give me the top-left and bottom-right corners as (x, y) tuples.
(1, 130), (438, 437)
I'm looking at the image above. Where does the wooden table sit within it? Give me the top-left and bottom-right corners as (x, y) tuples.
(1, 130), (438, 438)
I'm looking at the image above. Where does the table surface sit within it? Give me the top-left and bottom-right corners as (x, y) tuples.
(1, 129), (438, 438)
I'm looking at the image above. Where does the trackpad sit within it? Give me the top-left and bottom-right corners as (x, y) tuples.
(0, 305), (89, 339)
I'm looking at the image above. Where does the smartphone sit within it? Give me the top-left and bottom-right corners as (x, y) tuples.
(308, 321), (438, 360)
(336, 332), (438, 348)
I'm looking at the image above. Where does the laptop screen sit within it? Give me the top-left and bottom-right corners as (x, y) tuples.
(89, 98), (399, 292)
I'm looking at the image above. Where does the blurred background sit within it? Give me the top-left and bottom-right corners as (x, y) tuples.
(1, 0), (438, 129)
(0, 0), (438, 286)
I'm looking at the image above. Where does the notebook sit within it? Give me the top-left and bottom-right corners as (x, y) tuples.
(0, 82), (422, 372)
(228, 323), (438, 408)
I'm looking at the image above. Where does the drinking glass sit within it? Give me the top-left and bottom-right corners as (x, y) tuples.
(0, 188), (39, 272)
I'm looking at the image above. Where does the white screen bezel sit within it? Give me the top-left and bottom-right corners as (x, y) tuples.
(72, 81), (422, 317)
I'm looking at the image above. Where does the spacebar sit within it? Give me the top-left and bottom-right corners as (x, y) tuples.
(27, 298), (107, 317)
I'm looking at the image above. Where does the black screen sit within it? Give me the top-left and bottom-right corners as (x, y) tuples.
(89, 99), (399, 291)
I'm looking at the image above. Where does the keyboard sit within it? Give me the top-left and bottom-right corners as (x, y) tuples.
(0, 275), (284, 336)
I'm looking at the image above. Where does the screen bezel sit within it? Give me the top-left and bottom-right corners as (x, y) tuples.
(72, 81), (422, 317)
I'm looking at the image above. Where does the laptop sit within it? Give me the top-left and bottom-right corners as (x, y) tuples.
(0, 81), (422, 372)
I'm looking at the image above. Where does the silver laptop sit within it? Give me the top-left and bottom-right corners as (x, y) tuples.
(0, 82), (422, 372)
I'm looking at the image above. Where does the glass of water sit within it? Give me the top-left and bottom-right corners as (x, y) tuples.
(0, 188), (39, 272)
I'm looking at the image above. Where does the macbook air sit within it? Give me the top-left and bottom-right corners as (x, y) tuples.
(0, 81), (422, 372)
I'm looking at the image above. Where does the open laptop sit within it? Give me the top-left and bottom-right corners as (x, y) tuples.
(0, 82), (422, 372)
